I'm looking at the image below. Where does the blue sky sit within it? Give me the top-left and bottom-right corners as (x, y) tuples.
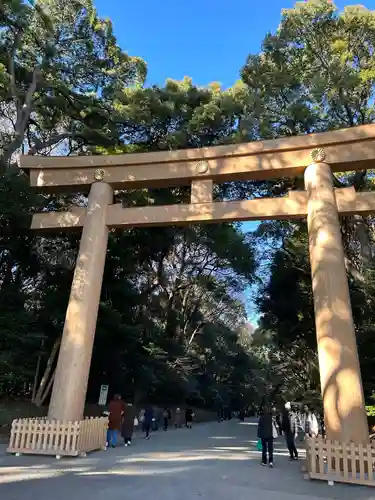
(95, 0), (295, 88)
(94, 0), (362, 88)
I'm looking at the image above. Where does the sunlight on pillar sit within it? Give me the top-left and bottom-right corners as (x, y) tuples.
(305, 159), (368, 443)
(337, 368), (364, 417)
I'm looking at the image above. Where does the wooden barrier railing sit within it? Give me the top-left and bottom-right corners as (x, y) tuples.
(78, 417), (108, 453)
(7, 417), (108, 458)
(306, 437), (375, 486)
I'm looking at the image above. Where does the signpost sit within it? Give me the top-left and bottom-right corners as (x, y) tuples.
(98, 385), (109, 406)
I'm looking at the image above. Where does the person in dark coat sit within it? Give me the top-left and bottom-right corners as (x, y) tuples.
(282, 402), (298, 460)
(107, 394), (125, 447)
(257, 406), (275, 467)
(143, 406), (154, 440)
(185, 407), (193, 428)
(163, 408), (171, 431)
(121, 403), (135, 446)
(218, 406), (224, 422)
(175, 407), (182, 428)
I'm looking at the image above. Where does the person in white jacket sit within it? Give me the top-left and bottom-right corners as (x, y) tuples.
(301, 404), (319, 437)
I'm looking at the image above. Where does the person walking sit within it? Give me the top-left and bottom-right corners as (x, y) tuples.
(296, 408), (305, 442)
(274, 406), (282, 436)
(163, 407), (171, 431)
(219, 406), (224, 422)
(185, 407), (193, 428)
(257, 406), (277, 467)
(302, 404), (319, 438)
(143, 405), (154, 440)
(107, 394), (125, 448)
(282, 402), (298, 460)
(153, 408), (161, 431)
(175, 407), (182, 428)
(121, 403), (135, 446)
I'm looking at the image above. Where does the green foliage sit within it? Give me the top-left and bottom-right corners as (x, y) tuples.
(241, 0), (375, 138)
(0, 0), (146, 172)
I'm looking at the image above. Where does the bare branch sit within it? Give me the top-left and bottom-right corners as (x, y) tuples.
(28, 131), (79, 155)
(32, 336), (60, 406)
(18, 65), (41, 134)
(187, 324), (203, 347)
(8, 31), (22, 108)
(2, 65), (42, 168)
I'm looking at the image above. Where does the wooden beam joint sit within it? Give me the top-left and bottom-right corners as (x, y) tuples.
(190, 180), (213, 203)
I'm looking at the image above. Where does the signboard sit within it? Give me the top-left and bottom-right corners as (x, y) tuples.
(98, 384), (109, 406)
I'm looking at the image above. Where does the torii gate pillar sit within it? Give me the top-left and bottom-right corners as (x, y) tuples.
(48, 181), (113, 421)
(305, 158), (368, 443)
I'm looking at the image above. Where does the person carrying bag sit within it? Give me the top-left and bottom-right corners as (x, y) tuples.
(257, 406), (276, 468)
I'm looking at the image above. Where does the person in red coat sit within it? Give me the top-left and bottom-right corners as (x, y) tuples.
(107, 394), (125, 447)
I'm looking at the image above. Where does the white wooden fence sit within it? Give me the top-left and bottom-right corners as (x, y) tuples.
(306, 437), (375, 486)
(7, 416), (108, 457)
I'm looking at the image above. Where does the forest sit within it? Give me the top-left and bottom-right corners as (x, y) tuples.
(1, 0), (375, 417)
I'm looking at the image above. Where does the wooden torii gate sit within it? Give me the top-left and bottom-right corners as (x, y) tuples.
(22, 124), (375, 445)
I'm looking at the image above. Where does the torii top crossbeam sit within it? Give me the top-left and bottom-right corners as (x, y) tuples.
(22, 124), (375, 231)
(22, 124), (375, 190)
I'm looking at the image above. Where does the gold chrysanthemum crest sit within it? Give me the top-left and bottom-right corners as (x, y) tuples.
(94, 168), (105, 180)
(196, 161), (209, 174)
(310, 148), (326, 163)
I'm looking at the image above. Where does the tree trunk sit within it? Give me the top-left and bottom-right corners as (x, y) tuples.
(31, 340), (44, 402)
(33, 336), (61, 407)
(38, 370), (56, 407)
